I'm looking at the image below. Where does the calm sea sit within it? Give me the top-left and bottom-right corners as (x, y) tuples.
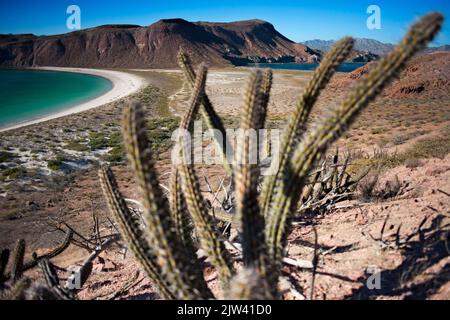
(247, 62), (366, 72)
(0, 69), (112, 129)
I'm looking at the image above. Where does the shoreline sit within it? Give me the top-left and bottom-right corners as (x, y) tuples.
(0, 67), (145, 133)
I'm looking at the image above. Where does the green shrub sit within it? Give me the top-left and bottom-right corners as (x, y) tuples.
(107, 131), (122, 148)
(147, 117), (180, 153)
(107, 145), (124, 163)
(88, 132), (108, 150)
(2, 166), (27, 179)
(0, 151), (15, 163)
(64, 140), (89, 152)
(47, 155), (66, 171)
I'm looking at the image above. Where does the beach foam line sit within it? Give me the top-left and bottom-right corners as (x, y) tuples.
(0, 67), (145, 132)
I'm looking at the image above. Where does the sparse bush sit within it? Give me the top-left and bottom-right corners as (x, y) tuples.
(47, 160), (62, 171)
(382, 175), (402, 199)
(404, 134), (450, 159)
(88, 132), (108, 150)
(370, 127), (383, 135)
(147, 117), (180, 153)
(1, 166), (27, 179)
(391, 131), (423, 145)
(0, 151), (15, 163)
(107, 131), (122, 148)
(47, 155), (66, 171)
(106, 145), (124, 163)
(64, 140), (89, 152)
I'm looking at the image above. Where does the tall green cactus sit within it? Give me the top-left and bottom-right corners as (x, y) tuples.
(99, 13), (442, 300)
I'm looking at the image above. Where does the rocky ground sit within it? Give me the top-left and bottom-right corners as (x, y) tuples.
(0, 53), (449, 299)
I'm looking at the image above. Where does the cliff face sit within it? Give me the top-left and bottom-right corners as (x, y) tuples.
(0, 19), (320, 68)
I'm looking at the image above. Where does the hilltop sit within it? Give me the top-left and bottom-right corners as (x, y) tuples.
(0, 19), (320, 68)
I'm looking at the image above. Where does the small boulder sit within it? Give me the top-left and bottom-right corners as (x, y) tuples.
(425, 166), (450, 176)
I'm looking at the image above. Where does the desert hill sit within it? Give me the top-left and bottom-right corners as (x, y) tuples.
(0, 19), (321, 68)
(332, 51), (450, 98)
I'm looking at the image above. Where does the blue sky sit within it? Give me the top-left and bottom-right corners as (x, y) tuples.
(0, 0), (449, 45)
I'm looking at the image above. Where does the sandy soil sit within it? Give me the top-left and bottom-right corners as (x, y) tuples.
(0, 67), (145, 132)
(18, 154), (447, 300)
(165, 69), (312, 117)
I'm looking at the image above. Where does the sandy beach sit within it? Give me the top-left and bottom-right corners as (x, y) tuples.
(0, 67), (145, 132)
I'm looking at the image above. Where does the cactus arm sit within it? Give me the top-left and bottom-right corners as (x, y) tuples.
(169, 166), (193, 248)
(258, 69), (272, 127)
(225, 268), (272, 300)
(21, 230), (73, 272)
(235, 70), (275, 297)
(0, 249), (10, 284)
(99, 166), (176, 299)
(177, 49), (233, 173)
(234, 70), (266, 266)
(177, 64), (234, 287)
(260, 37), (354, 219)
(122, 101), (216, 299)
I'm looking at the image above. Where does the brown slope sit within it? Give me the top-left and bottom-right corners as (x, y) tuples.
(0, 19), (319, 68)
(331, 52), (450, 98)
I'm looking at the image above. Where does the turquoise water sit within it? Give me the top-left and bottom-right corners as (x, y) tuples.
(0, 69), (113, 129)
(248, 62), (366, 72)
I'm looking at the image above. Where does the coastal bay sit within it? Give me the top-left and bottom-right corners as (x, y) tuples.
(0, 67), (144, 132)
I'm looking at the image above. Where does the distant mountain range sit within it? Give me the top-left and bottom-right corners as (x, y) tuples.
(303, 38), (450, 56)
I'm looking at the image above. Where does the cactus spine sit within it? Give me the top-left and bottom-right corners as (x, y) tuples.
(0, 249), (10, 283)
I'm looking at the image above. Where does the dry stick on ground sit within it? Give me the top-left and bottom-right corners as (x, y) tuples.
(309, 227), (319, 300)
(64, 235), (119, 291)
